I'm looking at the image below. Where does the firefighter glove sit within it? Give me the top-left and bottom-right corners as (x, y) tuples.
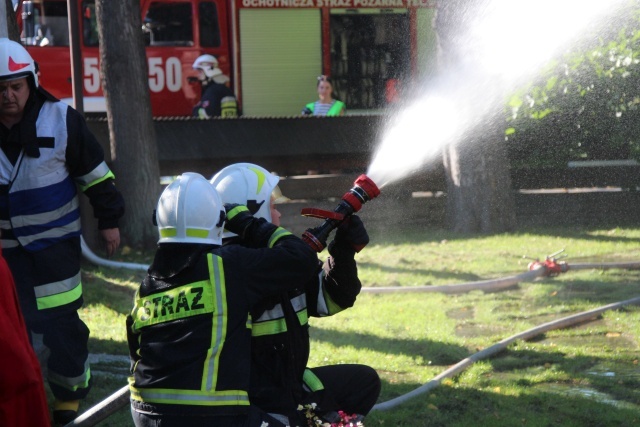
(333, 215), (369, 253)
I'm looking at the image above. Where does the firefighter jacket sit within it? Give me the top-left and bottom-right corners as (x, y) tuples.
(193, 81), (238, 118)
(237, 235), (363, 418)
(127, 221), (318, 418)
(0, 87), (124, 311)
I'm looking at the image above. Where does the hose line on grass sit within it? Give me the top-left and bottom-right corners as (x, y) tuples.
(372, 295), (640, 411)
(81, 236), (148, 271)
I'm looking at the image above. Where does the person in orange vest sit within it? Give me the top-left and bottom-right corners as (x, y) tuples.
(302, 75), (346, 116)
(0, 242), (51, 427)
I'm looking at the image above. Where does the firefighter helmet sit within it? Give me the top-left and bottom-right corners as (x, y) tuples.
(192, 54), (229, 83)
(210, 163), (288, 228)
(156, 172), (225, 245)
(0, 38), (38, 87)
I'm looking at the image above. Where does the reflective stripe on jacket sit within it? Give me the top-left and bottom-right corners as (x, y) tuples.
(129, 254), (250, 408)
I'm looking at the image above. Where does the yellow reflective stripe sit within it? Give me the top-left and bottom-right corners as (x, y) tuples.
(160, 228), (177, 238)
(49, 362), (91, 392)
(252, 318), (287, 337)
(187, 229), (209, 238)
(202, 254), (226, 392)
(297, 308), (308, 326)
(322, 286), (344, 316)
(77, 162), (115, 191)
(131, 280), (213, 330)
(36, 280), (82, 310)
(303, 369), (324, 392)
(226, 205), (249, 220)
(129, 378), (249, 407)
(268, 227), (292, 248)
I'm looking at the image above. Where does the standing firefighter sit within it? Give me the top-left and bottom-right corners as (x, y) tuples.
(127, 173), (318, 426)
(0, 38), (124, 425)
(211, 163), (380, 426)
(192, 54), (238, 118)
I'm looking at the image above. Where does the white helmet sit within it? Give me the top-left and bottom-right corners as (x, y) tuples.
(192, 54), (224, 80)
(0, 38), (38, 87)
(210, 163), (288, 232)
(156, 172), (225, 245)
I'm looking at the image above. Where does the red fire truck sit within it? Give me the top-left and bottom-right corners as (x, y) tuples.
(16, 0), (436, 117)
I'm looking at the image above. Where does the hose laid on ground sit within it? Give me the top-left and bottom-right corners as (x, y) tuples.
(81, 236), (148, 271)
(372, 295), (640, 411)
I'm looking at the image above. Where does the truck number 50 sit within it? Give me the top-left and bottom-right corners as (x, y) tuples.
(84, 57), (183, 94)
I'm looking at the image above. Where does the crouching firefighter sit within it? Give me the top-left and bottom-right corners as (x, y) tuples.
(211, 163), (381, 426)
(127, 172), (318, 427)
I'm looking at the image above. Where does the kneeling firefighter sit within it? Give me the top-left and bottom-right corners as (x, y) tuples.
(126, 172), (318, 427)
(211, 163), (381, 426)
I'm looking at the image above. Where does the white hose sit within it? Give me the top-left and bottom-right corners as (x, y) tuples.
(372, 295), (640, 411)
(81, 236), (148, 271)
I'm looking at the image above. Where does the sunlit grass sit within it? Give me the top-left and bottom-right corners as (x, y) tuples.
(64, 225), (640, 426)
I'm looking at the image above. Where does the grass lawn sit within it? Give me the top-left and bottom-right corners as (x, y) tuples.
(54, 225), (640, 426)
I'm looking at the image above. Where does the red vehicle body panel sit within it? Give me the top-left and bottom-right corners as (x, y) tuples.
(17, 0), (232, 117)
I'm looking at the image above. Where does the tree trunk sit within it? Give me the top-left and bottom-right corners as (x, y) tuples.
(435, 0), (516, 233)
(95, 0), (160, 249)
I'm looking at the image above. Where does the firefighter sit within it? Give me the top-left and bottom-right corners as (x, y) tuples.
(211, 163), (381, 426)
(0, 38), (125, 425)
(127, 172), (318, 427)
(192, 54), (238, 118)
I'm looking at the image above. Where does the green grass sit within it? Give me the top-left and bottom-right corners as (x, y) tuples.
(56, 225), (640, 426)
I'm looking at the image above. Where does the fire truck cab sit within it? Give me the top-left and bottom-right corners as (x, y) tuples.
(16, 0), (437, 117)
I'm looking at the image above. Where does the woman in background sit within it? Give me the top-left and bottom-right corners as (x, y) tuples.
(302, 75), (346, 116)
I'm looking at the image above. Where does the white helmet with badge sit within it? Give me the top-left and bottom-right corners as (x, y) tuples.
(156, 172), (225, 245)
(0, 38), (38, 87)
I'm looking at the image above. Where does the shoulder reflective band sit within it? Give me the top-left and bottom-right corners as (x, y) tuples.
(131, 279), (214, 330)
(268, 227), (292, 248)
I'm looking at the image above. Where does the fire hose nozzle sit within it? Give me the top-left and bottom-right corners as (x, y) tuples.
(301, 174), (381, 252)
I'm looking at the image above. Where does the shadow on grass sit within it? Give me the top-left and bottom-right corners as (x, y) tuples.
(310, 329), (469, 365)
(371, 376), (640, 427)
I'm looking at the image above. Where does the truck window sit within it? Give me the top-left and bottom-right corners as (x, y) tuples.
(199, 1), (220, 47)
(330, 12), (410, 110)
(21, 0), (70, 47)
(143, 2), (194, 46)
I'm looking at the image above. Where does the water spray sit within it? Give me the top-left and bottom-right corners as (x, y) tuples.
(301, 174), (380, 252)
